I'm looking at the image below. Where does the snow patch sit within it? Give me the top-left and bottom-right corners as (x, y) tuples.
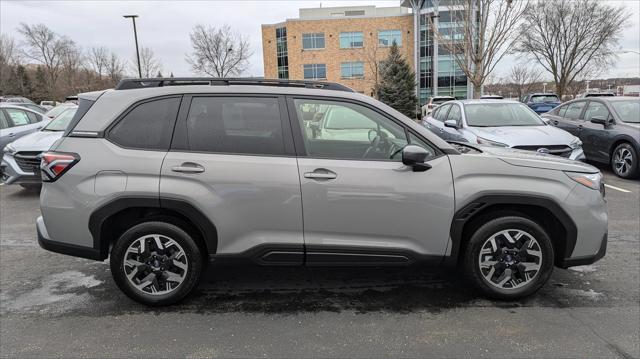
(558, 288), (606, 301)
(1, 271), (102, 313)
(568, 265), (598, 274)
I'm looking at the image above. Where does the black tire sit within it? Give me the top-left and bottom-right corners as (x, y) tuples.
(463, 216), (555, 300)
(611, 142), (639, 179)
(19, 183), (41, 191)
(110, 221), (204, 306)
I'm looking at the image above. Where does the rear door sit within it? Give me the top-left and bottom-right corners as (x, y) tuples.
(160, 95), (304, 261)
(288, 97), (455, 264)
(558, 101), (587, 136)
(2, 108), (40, 142)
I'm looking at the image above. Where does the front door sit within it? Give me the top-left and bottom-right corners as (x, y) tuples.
(581, 100), (613, 162)
(161, 95), (304, 262)
(288, 97), (455, 265)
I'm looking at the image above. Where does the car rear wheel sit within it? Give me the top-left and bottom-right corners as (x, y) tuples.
(611, 143), (639, 179)
(110, 221), (203, 306)
(463, 216), (554, 300)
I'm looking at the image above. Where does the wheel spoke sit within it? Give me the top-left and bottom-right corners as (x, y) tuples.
(173, 259), (187, 271)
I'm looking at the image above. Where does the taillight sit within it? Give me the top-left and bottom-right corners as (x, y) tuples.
(40, 151), (80, 182)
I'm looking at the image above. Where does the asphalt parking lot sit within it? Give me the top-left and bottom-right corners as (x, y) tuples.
(0, 167), (638, 358)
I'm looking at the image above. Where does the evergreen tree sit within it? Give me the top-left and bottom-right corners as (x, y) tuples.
(375, 42), (418, 119)
(156, 71), (163, 78)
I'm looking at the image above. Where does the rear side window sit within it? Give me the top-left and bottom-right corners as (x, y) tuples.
(185, 97), (285, 156)
(64, 98), (95, 136)
(108, 97), (181, 150)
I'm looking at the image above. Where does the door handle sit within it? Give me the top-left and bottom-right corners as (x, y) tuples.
(577, 125), (583, 130)
(8, 133), (15, 137)
(171, 162), (205, 173)
(304, 169), (337, 180)
(552, 120), (558, 125)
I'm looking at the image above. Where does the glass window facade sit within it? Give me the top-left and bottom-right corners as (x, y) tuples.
(340, 62), (364, 79)
(276, 27), (289, 79)
(302, 33), (325, 50)
(303, 64), (327, 79)
(378, 30), (402, 47)
(339, 32), (364, 48)
(418, 9), (469, 104)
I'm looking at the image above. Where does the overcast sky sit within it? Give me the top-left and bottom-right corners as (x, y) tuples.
(1, 0), (639, 80)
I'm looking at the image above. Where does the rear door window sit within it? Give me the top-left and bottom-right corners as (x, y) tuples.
(564, 101), (586, 120)
(108, 96), (181, 150)
(4, 109), (30, 126)
(185, 97), (285, 156)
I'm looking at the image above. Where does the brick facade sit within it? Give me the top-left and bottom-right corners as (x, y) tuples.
(262, 15), (414, 96)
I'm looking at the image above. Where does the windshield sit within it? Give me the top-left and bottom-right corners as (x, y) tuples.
(432, 97), (455, 105)
(465, 103), (545, 127)
(43, 108), (77, 131)
(530, 95), (559, 103)
(611, 100), (640, 123)
(45, 105), (72, 118)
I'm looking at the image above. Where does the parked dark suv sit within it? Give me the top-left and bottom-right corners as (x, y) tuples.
(542, 97), (640, 178)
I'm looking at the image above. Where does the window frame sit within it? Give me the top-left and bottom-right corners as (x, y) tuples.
(285, 95), (442, 161)
(339, 32), (364, 49)
(170, 94), (296, 157)
(302, 33), (325, 50)
(378, 29), (402, 47)
(105, 95), (183, 152)
(340, 61), (364, 79)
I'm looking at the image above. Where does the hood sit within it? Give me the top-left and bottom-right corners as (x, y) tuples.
(469, 125), (576, 147)
(10, 130), (64, 152)
(475, 145), (598, 173)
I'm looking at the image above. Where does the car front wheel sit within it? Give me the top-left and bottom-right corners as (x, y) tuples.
(611, 142), (639, 179)
(463, 216), (555, 300)
(110, 221), (204, 306)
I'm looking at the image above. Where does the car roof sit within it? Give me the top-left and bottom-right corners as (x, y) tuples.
(456, 99), (520, 105)
(0, 104), (44, 115)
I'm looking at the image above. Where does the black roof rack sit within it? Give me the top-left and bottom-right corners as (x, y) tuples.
(114, 77), (355, 92)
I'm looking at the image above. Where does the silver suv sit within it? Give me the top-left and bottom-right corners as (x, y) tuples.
(37, 78), (608, 306)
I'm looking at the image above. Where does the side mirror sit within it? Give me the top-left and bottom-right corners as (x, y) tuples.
(444, 119), (458, 128)
(402, 145), (432, 172)
(590, 116), (609, 126)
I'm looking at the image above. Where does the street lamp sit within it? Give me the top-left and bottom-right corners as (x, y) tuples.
(123, 15), (142, 78)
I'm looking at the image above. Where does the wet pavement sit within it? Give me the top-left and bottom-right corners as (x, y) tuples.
(0, 168), (638, 358)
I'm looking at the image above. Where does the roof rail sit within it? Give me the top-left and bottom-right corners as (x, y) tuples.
(114, 77), (355, 92)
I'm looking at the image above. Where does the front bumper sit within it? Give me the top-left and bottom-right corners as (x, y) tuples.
(1, 153), (40, 185)
(560, 232), (607, 268)
(36, 216), (103, 260)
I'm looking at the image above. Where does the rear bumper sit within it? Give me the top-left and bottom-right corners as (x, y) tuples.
(559, 232), (607, 268)
(36, 216), (104, 261)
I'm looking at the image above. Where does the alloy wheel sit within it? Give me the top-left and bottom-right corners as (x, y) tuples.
(614, 147), (633, 177)
(478, 229), (542, 290)
(123, 234), (189, 295)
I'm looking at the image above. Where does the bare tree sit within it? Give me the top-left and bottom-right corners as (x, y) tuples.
(105, 52), (127, 84)
(360, 42), (382, 98)
(0, 34), (21, 92)
(134, 46), (162, 78)
(516, 0), (629, 98)
(88, 46), (108, 79)
(186, 24), (251, 77)
(17, 23), (73, 98)
(432, 0), (529, 98)
(508, 64), (542, 99)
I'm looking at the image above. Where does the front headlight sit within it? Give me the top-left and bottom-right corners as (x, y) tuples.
(3, 144), (15, 155)
(565, 171), (604, 195)
(476, 136), (509, 147)
(569, 137), (582, 149)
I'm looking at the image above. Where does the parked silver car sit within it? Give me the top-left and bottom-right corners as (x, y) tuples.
(1, 106), (77, 189)
(37, 78), (607, 306)
(0, 104), (48, 157)
(422, 100), (585, 160)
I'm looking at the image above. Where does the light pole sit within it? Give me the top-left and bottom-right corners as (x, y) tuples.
(543, 82), (547, 93)
(123, 15), (142, 78)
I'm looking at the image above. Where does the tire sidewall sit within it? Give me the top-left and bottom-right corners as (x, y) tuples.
(612, 143), (638, 179)
(110, 221), (203, 306)
(464, 216), (555, 300)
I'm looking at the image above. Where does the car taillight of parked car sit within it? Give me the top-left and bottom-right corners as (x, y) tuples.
(40, 151), (80, 182)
